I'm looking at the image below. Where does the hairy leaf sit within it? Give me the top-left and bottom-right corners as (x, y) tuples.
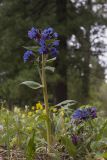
(46, 57), (56, 63)
(45, 66), (55, 72)
(20, 81), (43, 90)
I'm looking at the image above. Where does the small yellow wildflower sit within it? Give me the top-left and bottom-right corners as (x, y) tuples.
(42, 109), (46, 115)
(52, 108), (57, 113)
(28, 111), (32, 116)
(35, 110), (39, 113)
(36, 102), (43, 110)
(32, 106), (35, 110)
(60, 110), (64, 116)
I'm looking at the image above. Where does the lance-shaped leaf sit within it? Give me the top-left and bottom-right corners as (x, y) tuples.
(20, 81), (43, 90)
(23, 46), (39, 52)
(45, 66), (55, 72)
(56, 100), (77, 108)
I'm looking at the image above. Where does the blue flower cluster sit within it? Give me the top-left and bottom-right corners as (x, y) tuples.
(72, 107), (97, 120)
(23, 27), (59, 62)
(23, 50), (34, 63)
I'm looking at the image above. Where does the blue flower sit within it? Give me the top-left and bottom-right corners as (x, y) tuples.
(47, 27), (54, 34)
(28, 27), (38, 39)
(26, 27), (59, 58)
(43, 27), (54, 35)
(53, 32), (59, 38)
(88, 107), (97, 119)
(23, 50), (34, 62)
(51, 48), (58, 57)
(72, 109), (89, 120)
(52, 40), (60, 47)
(38, 46), (48, 54)
(41, 27), (54, 40)
(39, 39), (46, 46)
(72, 107), (97, 121)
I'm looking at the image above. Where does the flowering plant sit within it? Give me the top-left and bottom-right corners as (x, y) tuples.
(19, 27), (107, 160)
(22, 27), (59, 152)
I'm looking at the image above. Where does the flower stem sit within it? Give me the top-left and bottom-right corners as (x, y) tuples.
(41, 54), (51, 153)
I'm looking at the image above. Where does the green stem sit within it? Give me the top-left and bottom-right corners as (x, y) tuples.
(41, 54), (51, 153)
(6, 112), (10, 160)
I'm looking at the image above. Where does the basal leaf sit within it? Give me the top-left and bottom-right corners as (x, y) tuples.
(26, 130), (36, 160)
(61, 135), (76, 156)
(56, 100), (77, 107)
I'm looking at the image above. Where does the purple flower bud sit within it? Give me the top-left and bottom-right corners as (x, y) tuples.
(72, 134), (79, 145)
(88, 107), (97, 119)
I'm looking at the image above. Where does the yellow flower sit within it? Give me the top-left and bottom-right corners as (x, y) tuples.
(32, 106), (35, 110)
(52, 108), (57, 113)
(36, 102), (43, 110)
(22, 114), (25, 118)
(35, 110), (39, 113)
(60, 111), (64, 116)
(42, 109), (46, 115)
(28, 111), (32, 116)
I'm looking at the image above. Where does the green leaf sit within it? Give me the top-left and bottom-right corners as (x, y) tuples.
(23, 46), (39, 52)
(61, 136), (76, 156)
(56, 100), (77, 108)
(102, 152), (107, 158)
(96, 120), (107, 141)
(46, 39), (55, 45)
(45, 66), (55, 72)
(26, 130), (36, 160)
(46, 57), (56, 63)
(20, 81), (43, 90)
